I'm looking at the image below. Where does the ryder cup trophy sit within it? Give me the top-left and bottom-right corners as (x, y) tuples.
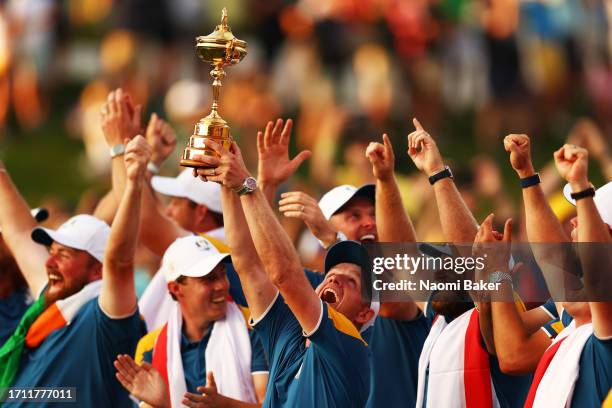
(180, 8), (247, 168)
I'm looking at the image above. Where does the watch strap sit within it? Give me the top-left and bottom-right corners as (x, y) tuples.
(570, 186), (595, 201)
(520, 173), (541, 189)
(428, 166), (453, 186)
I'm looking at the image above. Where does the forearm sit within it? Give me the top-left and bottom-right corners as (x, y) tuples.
(106, 180), (142, 267)
(477, 301), (496, 355)
(139, 183), (184, 257)
(221, 187), (276, 318)
(522, 185), (568, 243)
(432, 178), (478, 243)
(93, 190), (118, 225)
(111, 156), (128, 203)
(0, 169), (38, 236)
(240, 189), (304, 280)
(491, 286), (543, 374)
(0, 168), (47, 294)
(376, 177), (416, 242)
(260, 182), (277, 208)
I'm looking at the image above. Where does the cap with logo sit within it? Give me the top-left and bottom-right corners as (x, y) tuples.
(31, 214), (110, 263)
(162, 235), (230, 283)
(152, 169), (222, 213)
(318, 184), (375, 220)
(563, 181), (612, 227)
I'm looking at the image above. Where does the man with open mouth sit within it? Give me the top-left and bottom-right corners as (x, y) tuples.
(279, 133), (430, 408)
(194, 138), (374, 407)
(0, 137), (149, 407)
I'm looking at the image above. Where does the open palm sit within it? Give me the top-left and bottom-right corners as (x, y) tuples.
(257, 118), (311, 185)
(114, 355), (169, 408)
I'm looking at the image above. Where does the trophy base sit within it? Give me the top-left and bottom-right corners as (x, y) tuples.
(180, 113), (232, 169)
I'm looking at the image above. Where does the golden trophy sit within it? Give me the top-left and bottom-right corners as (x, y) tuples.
(180, 8), (247, 168)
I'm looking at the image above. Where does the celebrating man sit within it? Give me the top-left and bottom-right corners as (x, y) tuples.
(0, 136), (149, 407)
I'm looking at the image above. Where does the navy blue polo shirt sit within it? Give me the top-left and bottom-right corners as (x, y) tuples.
(9, 297), (146, 408)
(0, 288), (30, 347)
(364, 314), (430, 408)
(141, 323), (269, 393)
(570, 334), (612, 406)
(253, 293), (370, 408)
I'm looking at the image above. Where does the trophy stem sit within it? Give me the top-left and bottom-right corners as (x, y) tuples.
(209, 63), (226, 117)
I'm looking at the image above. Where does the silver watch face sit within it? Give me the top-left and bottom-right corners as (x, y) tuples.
(244, 177), (257, 191)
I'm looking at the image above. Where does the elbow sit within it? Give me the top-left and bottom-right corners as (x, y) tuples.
(497, 352), (534, 375)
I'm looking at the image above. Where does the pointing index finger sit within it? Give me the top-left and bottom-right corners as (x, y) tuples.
(413, 118), (424, 131)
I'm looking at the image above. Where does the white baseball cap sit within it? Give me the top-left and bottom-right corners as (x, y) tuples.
(318, 184), (375, 220)
(152, 169), (223, 213)
(31, 214), (110, 263)
(162, 235), (230, 283)
(563, 181), (612, 227)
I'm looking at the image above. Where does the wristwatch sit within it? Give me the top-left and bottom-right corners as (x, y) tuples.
(570, 186), (595, 201)
(109, 144), (125, 158)
(236, 177), (257, 196)
(428, 165), (453, 185)
(489, 271), (513, 287)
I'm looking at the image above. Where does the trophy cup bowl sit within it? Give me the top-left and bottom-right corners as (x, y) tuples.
(180, 8), (247, 168)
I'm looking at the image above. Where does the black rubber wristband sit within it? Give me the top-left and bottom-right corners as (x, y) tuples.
(520, 173), (541, 188)
(570, 187), (595, 201)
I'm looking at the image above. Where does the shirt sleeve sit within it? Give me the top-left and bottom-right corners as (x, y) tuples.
(539, 299), (559, 320)
(541, 318), (564, 339)
(249, 329), (269, 373)
(251, 293), (304, 368)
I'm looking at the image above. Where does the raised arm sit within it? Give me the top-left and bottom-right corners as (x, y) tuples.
(101, 90), (188, 257)
(504, 134), (569, 243)
(407, 118), (478, 243)
(196, 141), (322, 334)
(257, 118), (311, 206)
(219, 184), (277, 319)
(99, 136), (150, 317)
(366, 133), (416, 242)
(137, 113), (190, 256)
(0, 161), (48, 296)
(554, 144), (612, 338)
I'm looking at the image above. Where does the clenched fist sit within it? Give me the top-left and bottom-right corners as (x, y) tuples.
(503, 134), (535, 178)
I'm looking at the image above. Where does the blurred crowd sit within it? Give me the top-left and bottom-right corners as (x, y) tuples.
(1, 0), (612, 277)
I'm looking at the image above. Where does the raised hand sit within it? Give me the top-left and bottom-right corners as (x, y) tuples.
(503, 134), (535, 178)
(366, 134), (395, 182)
(553, 144), (589, 189)
(193, 139), (251, 191)
(146, 113), (177, 168)
(473, 214), (513, 275)
(278, 191), (337, 247)
(257, 118), (311, 187)
(114, 354), (169, 408)
(124, 135), (152, 182)
(183, 372), (227, 408)
(406, 118), (444, 176)
(100, 88), (143, 147)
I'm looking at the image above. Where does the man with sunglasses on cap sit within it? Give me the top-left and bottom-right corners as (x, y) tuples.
(114, 235), (268, 408)
(194, 139), (373, 407)
(0, 137), (149, 407)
